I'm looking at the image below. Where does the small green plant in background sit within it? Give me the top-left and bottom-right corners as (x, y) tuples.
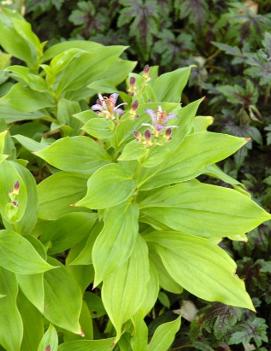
(0, 6), (270, 351)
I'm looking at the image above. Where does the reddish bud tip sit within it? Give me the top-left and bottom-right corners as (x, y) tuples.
(45, 346), (51, 351)
(131, 100), (139, 111)
(130, 76), (136, 85)
(165, 127), (172, 140)
(14, 181), (20, 191)
(143, 65), (150, 74)
(144, 129), (152, 140)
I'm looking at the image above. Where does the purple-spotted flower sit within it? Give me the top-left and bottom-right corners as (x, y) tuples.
(91, 93), (126, 120)
(145, 106), (176, 135)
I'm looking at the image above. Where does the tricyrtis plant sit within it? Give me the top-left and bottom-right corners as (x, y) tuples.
(0, 7), (270, 351)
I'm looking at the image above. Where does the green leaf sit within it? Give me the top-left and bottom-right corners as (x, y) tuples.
(17, 272), (45, 312)
(42, 40), (103, 62)
(46, 46), (128, 98)
(68, 221), (103, 266)
(148, 317), (181, 351)
(146, 231), (254, 310)
(150, 251), (182, 294)
(140, 181), (271, 239)
(37, 172), (88, 220)
(0, 8), (42, 68)
(138, 132), (247, 190)
(118, 140), (148, 162)
(58, 338), (115, 351)
(57, 98), (81, 130)
(76, 163), (136, 209)
(151, 66), (192, 102)
(17, 236), (46, 312)
(13, 134), (46, 152)
(82, 118), (115, 139)
(37, 212), (96, 254)
(102, 236), (150, 338)
(0, 83), (54, 112)
(18, 291), (44, 351)
(37, 325), (58, 351)
(0, 230), (54, 274)
(0, 268), (23, 351)
(34, 136), (110, 174)
(92, 202), (139, 286)
(131, 315), (148, 351)
(44, 259), (83, 334)
(7, 66), (48, 92)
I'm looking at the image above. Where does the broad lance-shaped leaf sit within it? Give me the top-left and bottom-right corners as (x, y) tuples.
(37, 212), (97, 255)
(151, 66), (192, 102)
(102, 236), (150, 339)
(140, 181), (271, 239)
(82, 118), (115, 139)
(0, 8), (42, 68)
(150, 251), (183, 294)
(43, 258), (82, 334)
(37, 172), (88, 220)
(148, 317), (181, 351)
(0, 268), (23, 351)
(17, 291), (44, 351)
(58, 338), (115, 351)
(138, 132), (247, 190)
(34, 136), (110, 174)
(146, 231), (254, 310)
(17, 236), (48, 313)
(92, 202), (139, 286)
(76, 163), (136, 209)
(0, 230), (54, 274)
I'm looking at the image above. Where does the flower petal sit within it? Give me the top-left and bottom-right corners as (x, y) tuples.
(145, 109), (156, 123)
(110, 93), (119, 105)
(91, 104), (103, 111)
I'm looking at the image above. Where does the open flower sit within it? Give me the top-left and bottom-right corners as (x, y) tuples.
(145, 106), (176, 132)
(91, 93), (126, 120)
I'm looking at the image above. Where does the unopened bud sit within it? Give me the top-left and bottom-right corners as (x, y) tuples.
(165, 128), (172, 141)
(143, 65), (150, 74)
(12, 181), (20, 195)
(131, 100), (139, 111)
(144, 129), (152, 140)
(130, 76), (136, 86)
(134, 130), (142, 142)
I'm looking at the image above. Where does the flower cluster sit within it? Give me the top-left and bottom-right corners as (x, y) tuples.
(134, 106), (176, 147)
(91, 93), (126, 120)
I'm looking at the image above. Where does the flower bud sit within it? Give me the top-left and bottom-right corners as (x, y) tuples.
(130, 76), (136, 86)
(143, 65), (150, 74)
(131, 100), (139, 111)
(143, 65), (151, 82)
(134, 130), (142, 142)
(13, 181), (20, 194)
(45, 346), (51, 351)
(165, 127), (172, 141)
(144, 129), (152, 146)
